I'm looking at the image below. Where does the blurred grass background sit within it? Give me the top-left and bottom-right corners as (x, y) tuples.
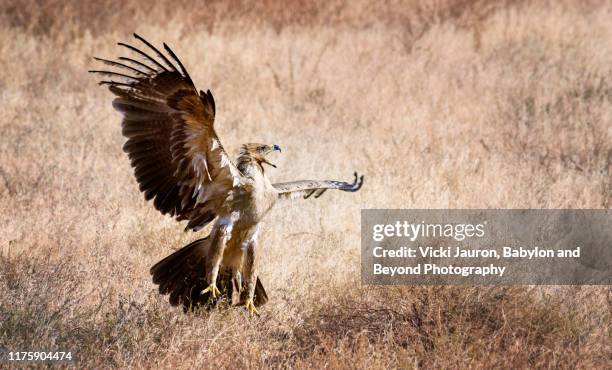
(0, 0), (610, 368)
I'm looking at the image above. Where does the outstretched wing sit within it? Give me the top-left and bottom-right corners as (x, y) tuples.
(273, 172), (364, 200)
(90, 34), (242, 231)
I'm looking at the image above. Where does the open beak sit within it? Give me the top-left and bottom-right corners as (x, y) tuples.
(263, 144), (281, 168)
(262, 159), (277, 168)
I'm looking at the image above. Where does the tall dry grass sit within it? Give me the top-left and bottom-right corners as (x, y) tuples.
(0, 0), (610, 368)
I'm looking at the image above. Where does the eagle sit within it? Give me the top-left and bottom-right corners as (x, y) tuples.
(90, 34), (363, 315)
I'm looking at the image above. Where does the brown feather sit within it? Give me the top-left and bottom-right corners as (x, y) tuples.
(92, 34), (241, 230)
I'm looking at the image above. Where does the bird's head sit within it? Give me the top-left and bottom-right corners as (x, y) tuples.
(240, 143), (282, 169)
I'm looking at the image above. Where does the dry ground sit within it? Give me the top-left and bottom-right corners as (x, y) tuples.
(0, 0), (610, 368)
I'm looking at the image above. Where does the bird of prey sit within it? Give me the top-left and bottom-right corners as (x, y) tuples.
(90, 34), (363, 315)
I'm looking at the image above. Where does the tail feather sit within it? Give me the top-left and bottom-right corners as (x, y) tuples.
(168, 282), (184, 306)
(150, 236), (269, 312)
(150, 237), (206, 285)
(157, 249), (202, 295)
(254, 278), (268, 306)
(150, 237), (209, 310)
(233, 276), (268, 307)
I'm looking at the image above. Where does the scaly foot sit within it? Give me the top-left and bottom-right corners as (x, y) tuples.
(201, 283), (221, 299)
(245, 298), (259, 316)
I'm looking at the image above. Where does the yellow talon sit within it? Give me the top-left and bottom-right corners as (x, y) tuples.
(201, 283), (221, 298)
(245, 298), (259, 316)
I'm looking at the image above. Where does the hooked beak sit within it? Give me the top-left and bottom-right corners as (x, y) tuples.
(263, 144), (281, 168)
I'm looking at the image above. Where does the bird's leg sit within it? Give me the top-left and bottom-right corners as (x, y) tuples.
(201, 222), (229, 300)
(242, 239), (259, 315)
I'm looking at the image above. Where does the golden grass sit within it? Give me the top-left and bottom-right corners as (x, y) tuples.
(0, 0), (610, 368)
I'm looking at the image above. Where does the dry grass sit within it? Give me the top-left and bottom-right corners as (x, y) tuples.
(0, 0), (610, 368)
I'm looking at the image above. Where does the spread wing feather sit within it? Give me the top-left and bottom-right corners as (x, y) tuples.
(274, 172), (364, 200)
(90, 34), (242, 231)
